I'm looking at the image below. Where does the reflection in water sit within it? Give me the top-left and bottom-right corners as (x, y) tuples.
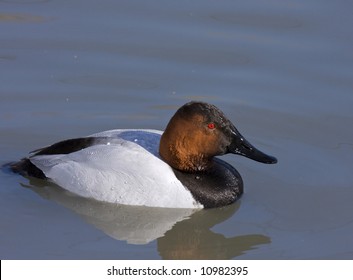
(21, 176), (270, 258)
(22, 177), (196, 245)
(158, 204), (270, 259)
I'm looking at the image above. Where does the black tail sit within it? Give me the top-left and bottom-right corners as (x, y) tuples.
(8, 159), (46, 179)
(7, 137), (111, 180)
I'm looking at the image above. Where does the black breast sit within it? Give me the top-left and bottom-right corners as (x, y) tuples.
(172, 158), (243, 208)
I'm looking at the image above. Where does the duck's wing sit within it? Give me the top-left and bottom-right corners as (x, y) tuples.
(30, 137), (112, 156)
(29, 141), (201, 208)
(11, 137), (113, 178)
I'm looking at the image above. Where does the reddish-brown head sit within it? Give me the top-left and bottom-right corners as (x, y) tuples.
(159, 101), (277, 172)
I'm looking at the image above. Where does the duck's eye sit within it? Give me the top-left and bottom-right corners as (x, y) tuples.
(207, 123), (216, 129)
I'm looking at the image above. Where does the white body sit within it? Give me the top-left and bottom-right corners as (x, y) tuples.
(29, 129), (203, 209)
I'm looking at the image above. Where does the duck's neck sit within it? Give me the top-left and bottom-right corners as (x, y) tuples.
(160, 144), (211, 172)
(159, 127), (212, 172)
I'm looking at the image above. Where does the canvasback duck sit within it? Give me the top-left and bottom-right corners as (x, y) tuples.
(11, 101), (277, 208)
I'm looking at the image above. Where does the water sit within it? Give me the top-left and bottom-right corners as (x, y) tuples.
(1, 0), (353, 259)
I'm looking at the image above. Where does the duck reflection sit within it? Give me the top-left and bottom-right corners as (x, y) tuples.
(22, 177), (270, 258)
(158, 203), (270, 259)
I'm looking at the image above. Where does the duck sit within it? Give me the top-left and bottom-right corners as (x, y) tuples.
(10, 101), (277, 208)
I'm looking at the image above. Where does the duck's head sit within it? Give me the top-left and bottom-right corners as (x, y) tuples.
(159, 101), (277, 172)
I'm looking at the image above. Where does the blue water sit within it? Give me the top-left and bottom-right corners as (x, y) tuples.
(1, 0), (353, 259)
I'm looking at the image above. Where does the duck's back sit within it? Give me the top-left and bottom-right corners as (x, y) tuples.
(18, 129), (203, 208)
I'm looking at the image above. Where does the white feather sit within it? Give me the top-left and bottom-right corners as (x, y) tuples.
(30, 129), (202, 209)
